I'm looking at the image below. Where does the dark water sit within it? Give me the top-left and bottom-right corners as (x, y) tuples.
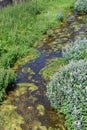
(16, 50), (62, 83)
(15, 49), (64, 130)
(7, 14), (87, 130)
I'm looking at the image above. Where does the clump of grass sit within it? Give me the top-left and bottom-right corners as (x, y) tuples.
(0, 68), (16, 101)
(47, 29), (54, 37)
(57, 10), (64, 22)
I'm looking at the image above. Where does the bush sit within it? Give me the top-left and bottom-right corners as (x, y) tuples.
(74, 0), (87, 13)
(63, 38), (87, 62)
(0, 68), (16, 101)
(0, 46), (29, 68)
(47, 60), (87, 130)
(0, 48), (20, 68)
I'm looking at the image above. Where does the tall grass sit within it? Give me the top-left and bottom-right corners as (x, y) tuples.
(0, 0), (74, 51)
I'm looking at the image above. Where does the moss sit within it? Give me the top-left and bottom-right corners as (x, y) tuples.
(40, 58), (66, 81)
(14, 86), (27, 96)
(0, 100), (24, 130)
(28, 96), (37, 103)
(49, 42), (65, 52)
(22, 67), (35, 75)
(28, 84), (38, 92)
(37, 104), (45, 116)
(33, 121), (47, 130)
(17, 83), (38, 93)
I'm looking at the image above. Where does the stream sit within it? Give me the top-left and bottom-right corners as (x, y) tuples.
(1, 14), (87, 130)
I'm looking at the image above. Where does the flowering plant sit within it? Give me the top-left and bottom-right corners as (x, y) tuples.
(75, 0), (87, 13)
(47, 60), (87, 130)
(62, 38), (87, 62)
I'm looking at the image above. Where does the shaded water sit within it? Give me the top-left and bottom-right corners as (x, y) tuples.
(14, 50), (64, 130)
(6, 14), (87, 130)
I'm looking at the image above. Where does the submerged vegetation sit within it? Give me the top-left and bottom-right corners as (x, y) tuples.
(0, 99), (24, 130)
(40, 58), (66, 81)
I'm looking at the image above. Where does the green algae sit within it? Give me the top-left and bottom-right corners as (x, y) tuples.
(49, 41), (64, 52)
(37, 104), (45, 116)
(28, 95), (37, 103)
(28, 84), (38, 92)
(7, 83), (38, 98)
(14, 86), (27, 96)
(72, 24), (80, 31)
(17, 83), (38, 94)
(0, 99), (24, 130)
(33, 121), (47, 130)
(40, 58), (66, 81)
(22, 67), (35, 75)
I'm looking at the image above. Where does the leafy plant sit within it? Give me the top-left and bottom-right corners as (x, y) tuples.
(0, 47), (21, 68)
(47, 60), (87, 130)
(57, 10), (64, 22)
(0, 44), (7, 56)
(0, 68), (16, 101)
(27, 0), (47, 15)
(74, 0), (87, 13)
(63, 38), (87, 62)
(47, 29), (54, 37)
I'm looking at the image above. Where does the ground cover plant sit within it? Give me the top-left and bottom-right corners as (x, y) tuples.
(0, 68), (16, 101)
(75, 0), (87, 13)
(47, 59), (87, 130)
(63, 38), (87, 62)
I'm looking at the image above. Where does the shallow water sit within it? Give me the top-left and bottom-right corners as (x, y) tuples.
(14, 49), (64, 130)
(1, 14), (87, 130)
